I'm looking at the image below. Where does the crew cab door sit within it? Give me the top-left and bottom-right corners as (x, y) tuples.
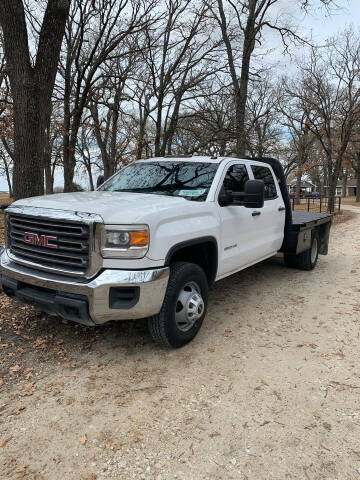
(250, 164), (285, 256)
(216, 162), (265, 277)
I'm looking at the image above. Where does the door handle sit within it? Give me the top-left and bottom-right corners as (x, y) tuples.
(278, 206), (286, 211)
(252, 211), (261, 217)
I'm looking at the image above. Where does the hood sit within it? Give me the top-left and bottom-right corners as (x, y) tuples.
(12, 191), (190, 224)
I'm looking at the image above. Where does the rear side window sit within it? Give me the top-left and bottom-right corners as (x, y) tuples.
(251, 166), (277, 200)
(223, 164), (249, 193)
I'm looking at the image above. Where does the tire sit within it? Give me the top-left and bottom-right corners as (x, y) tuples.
(148, 262), (208, 348)
(284, 232), (319, 271)
(284, 253), (298, 268)
(297, 231), (319, 270)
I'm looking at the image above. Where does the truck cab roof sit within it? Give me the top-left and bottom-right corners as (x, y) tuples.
(137, 156), (269, 166)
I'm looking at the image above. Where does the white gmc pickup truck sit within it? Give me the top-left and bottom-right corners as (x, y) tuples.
(0, 156), (332, 347)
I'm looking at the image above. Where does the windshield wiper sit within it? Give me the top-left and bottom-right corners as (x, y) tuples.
(114, 187), (176, 196)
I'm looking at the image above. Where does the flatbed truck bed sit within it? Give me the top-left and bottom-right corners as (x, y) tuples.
(291, 211), (333, 230)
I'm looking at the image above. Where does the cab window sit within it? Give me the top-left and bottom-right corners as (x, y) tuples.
(222, 164), (249, 193)
(251, 165), (277, 200)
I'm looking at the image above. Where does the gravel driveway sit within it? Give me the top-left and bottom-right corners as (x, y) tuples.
(0, 208), (360, 480)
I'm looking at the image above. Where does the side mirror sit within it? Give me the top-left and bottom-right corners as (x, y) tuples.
(96, 175), (105, 189)
(244, 180), (264, 209)
(218, 187), (233, 207)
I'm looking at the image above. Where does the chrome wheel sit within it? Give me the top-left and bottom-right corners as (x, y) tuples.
(311, 237), (318, 264)
(175, 281), (204, 332)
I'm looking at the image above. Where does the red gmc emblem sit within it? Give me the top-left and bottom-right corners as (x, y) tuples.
(23, 232), (58, 249)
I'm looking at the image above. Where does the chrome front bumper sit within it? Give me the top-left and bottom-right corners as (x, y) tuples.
(0, 250), (169, 324)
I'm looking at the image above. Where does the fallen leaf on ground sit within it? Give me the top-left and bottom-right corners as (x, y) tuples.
(265, 443), (277, 451)
(273, 390), (281, 400)
(323, 422), (332, 431)
(79, 434), (87, 445)
(12, 406), (26, 415)
(19, 383), (36, 397)
(0, 437), (12, 447)
(9, 365), (21, 374)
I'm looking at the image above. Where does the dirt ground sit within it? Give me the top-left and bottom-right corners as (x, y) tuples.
(0, 208), (360, 480)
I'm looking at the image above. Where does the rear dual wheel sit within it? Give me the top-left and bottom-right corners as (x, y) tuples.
(284, 232), (319, 271)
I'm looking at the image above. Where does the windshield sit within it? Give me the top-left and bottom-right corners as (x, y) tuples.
(99, 161), (219, 201)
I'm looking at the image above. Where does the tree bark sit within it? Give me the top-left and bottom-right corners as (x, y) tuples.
(217, 0), (256, 157)
(342, 169), (348, 198)
(356, 154), (360, 202)
(0, 0), (70, 200)
(136, 101), (149, 160)
(295, 169), (302, 205)
(0, 152), (13, 197)
(62, 42), (73, 193)
(237, 5), (256, 156)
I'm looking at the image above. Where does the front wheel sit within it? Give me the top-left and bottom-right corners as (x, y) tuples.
(148, 262), (208, 348)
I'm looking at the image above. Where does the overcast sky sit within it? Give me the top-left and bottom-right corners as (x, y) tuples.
(1, 0), (360, 193)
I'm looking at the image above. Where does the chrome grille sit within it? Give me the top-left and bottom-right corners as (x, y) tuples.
(7, 214), (90, 275)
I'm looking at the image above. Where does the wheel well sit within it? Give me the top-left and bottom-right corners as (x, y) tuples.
(166, 239), (218, 286)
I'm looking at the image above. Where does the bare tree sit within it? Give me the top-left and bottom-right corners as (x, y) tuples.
(57, 0), (157, 191)
(88, 47), (135, 179)
(284, 30), (360, 211)
(0, 0), (70, 199)
(246, 77), (281, 158)
(210, 0), (337, 157)
(142, 0), (224, 157)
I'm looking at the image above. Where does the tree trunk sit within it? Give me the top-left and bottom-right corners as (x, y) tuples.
(44, 130), (53, 194)
(62, 46), (74, 193)
(1, 154), (13, 197)
(356, 154), (360, 202)
(342, 170), (348, 198)
(217, 0), (255, 157)
(327, 175), (338, 213)
(0, 0), (70, 200)
(86, 162), (95, 191)
(237, 32), (254, 156)
(136, 96), (150, 160)
(12, 75), (45, 199)
(108, 91), (120, 179)
(162, 94), (182, 156)
(154, 91), (164, 157)
(295, 170), (302, 206)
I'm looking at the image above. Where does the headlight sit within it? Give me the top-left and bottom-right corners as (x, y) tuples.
(100, 225), (149, 258)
